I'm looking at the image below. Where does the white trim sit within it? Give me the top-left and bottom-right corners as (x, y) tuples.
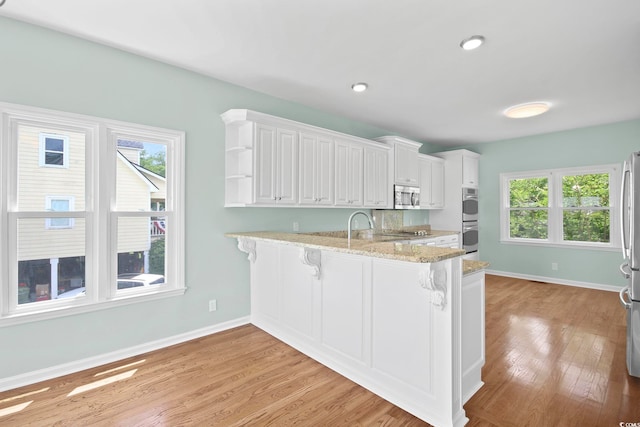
(500, 164), (621, 248)
(38, 132), (69, 168)
(45, 195), (75, 229)
(0, 316), (251, 392)
(0, 101), (186, 322)
(1, 286), (186, 327)
(486, 269), (621, 292)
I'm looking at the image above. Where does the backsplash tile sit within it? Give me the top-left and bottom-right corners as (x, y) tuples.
(372, 210), (403, 231)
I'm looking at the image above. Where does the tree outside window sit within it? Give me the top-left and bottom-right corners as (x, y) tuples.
(501, 165), (619, 248)
(508, 177), (548, 239)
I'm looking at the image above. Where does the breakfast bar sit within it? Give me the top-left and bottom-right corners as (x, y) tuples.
(227, 231), (488, 427)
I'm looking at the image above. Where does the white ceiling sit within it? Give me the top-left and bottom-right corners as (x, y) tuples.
(1, 0), (640, 146)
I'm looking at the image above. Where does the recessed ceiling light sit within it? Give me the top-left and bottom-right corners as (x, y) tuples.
(460, 35), (485, 50)
(504, 102), (551, 119)
(351, 82), (368, 93)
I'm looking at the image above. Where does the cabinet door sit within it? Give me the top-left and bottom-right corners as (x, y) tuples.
(254, 124), (277, 204)
(395, 144), (419, 185)
(334, 141), (350, 206)
(463, 155), (479, 187)
(419, 157), (433, 209)
(299, 133), (318, 205)
(431, 159), (445, 208)
(365, 147), (389, 207)
(316, 135), (335, 205)
(348, 144), (364, 206)
(276, 128), (298, 205)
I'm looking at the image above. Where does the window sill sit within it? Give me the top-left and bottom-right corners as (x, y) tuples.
(0, 287), (187, 328)
(500, 239), (620, 252)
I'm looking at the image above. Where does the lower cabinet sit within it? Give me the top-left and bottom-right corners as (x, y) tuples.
(244, 239), (473, 427)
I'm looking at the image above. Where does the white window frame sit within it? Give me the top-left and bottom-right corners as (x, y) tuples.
(0, 102), (186, 326)
(500, 164), (621, 250)
(39, 132), (69, 168)
(45, 196), (75, 229)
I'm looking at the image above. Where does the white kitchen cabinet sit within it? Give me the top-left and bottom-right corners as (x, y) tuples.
(255, 124), (298, 205)
(461, 269), (485, 403)
(419, 154), (445, 209)
(364, 146), (390, 208)
(238, 237), (468, 426)
(395, 142), (419, 185)
(463, 154), (479, 187)
(430, 149), (480, 250)
(335, 140), (364, 206)
(299, 132), (334, 206)
(374, 136), (422, 186)
(405, 233), (459, 249)
(222, 109), (390, 208)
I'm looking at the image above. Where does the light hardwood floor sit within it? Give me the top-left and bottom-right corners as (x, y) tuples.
(2, 275), (640, 426)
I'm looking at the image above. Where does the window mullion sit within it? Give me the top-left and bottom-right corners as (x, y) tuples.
(549, 171), (562, 243)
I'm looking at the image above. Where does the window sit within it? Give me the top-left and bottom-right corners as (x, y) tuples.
(500, 165), (621, 249)
(45, 196), (74, 229)
(39, 133), (69, 168)
(0, 102), (185, 325)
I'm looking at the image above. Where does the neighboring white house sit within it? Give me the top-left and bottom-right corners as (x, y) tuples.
(17, 125), (166, 302)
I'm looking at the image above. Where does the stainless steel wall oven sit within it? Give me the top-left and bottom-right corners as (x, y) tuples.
(462, 187), (478, 221)
(462, 188), (478, 253)
(462, 221), (478, 253)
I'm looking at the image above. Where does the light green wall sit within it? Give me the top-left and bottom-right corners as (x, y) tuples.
(466, 120), (640, 287)
(0, 16), (416, 379)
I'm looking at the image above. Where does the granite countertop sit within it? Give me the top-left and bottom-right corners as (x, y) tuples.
(463, 260), (490, 275)
(226, 230), (467, 264)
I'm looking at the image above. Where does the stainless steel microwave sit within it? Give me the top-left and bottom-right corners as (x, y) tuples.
(394, 185), (420, 209)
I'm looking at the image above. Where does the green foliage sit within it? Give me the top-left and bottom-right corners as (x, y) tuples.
(510, 177), (548, 208)
(149, 237), (165, 275)
(509, 177), (549, 239)
(508, 173), (610, 243)
(140, 150), (166, 177)
(562, 173), (610, 242)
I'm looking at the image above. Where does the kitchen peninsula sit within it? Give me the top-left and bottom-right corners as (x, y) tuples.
(226, 230), (488, 427)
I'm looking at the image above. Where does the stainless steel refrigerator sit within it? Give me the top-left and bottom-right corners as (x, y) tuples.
(619, 152), (640, 377)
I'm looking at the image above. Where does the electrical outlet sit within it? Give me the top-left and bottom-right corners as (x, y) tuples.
(551, 262), (558, 271)
(209, 299), (217, 312)
(293, 222), (299, 232)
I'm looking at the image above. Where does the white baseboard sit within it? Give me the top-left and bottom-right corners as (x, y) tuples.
(0, 316), (251, 393)
(486, 269), (621, 292)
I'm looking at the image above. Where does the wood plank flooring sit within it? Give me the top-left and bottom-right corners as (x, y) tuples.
(2, 275), (640, 426)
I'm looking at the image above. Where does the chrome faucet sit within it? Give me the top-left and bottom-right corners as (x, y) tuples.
(347, 210), (374, 244)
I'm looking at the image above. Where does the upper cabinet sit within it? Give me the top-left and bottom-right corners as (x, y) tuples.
(299, 132), (334, 206)
(364, 145), (389, 208)
(254, 124), (298, 205)
(419, 154), (445, 209)
(375, 136), (421, 186)
(462, 154), (479, 188)
(222, 109), (390, 208)
(432, 149), (480, 189)
(335, 139), (364, 207)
